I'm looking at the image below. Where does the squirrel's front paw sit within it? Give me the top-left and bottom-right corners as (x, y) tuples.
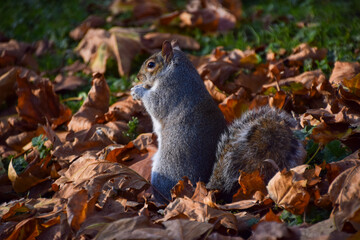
(131, 84), (146, 100)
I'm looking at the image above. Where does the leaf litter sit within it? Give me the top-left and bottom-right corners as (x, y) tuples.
(0, 0), (360, 239)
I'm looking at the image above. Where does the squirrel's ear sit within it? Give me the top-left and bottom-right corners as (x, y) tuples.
(162, 40), (173, 63)
(171, 39), (181, 51)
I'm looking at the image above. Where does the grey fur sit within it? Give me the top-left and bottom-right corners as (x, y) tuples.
(131, 48), (227, 201)
(206, 106), (306, 198)
(132, 45), (306, 203)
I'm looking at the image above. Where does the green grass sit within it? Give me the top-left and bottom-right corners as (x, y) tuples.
(194, 0), (360, 62)
(1, 0), (359, 111)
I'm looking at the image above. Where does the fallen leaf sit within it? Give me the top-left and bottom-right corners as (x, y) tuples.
(299, 217), (352, 239)
(192, 181), (211, 204)
(0, 39), (38, 70)
(286, 43), (327, 66)
(180, 0), (236, 32)
(103, 133), (157, 181)
(107, 28), (142, 76)
(252, 221), (301, 240)
(232, 170), (267, 202)
(199, 60), (238, 91)
(329, 165), (360, 232)
(163, 219), (213, 240)
(159, 11), (180, 25)
(171, 176), (195, 200)
(218, 87), (250, 122)
(8, 153), (53, 193)
(133, 1), (166, 21)
(218, 199), (258, 211)
(329, 61), (360, 86)
(5, 130), (37, 151)
(52, 124), (115, 163)
(141, 32), (200, 50)
(53, 156), (150, 205)
(69, 15), (106, 41)
(233, 65), (270, 94)
(54, 75), (87, 92)
(204, 80), (227, 103)
(75, 28), (110, 64)
(67, 73), (110, 132)
(262, 69), (325, 91)
(158, 197), (238, 235)
(67, 189), (98, 231)
(326, 150), (360, 183)
(0, 67), (24, 104)
(267, 165), (311, 215)
(16, 72), (72, 129)
(94, 215), (168, 240)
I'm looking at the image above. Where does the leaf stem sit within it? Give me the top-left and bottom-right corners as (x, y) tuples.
(306, 144), (321, 165)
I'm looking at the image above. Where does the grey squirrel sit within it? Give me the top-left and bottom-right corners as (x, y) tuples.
(131, 41), (306, 202)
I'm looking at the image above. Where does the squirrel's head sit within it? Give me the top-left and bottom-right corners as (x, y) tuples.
(137, 40), (180, 88)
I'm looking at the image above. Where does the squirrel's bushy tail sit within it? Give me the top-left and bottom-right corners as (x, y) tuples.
(206, 106), (306, 197)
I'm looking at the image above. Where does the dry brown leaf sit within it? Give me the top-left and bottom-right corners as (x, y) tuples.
(222, 0), (242, 20)
(252, 221), (301, 240)
(199, 60), (238, 91)
(67, 73), (110, 132)
(107, 29), (142, 76)
(262, 69), (325, 91)
(75, 27), (142, 76)
(329, 61), (360, 86)
(94, 215), (164, 240)
(91, 42), (110, 74)
(267, 165), (311, 215)
(75, 28), (110, 63)
(337, 85), (360, 109)
(5, 130), (37, 151)
(133, 1), (166, 21)
(16, 72), (72, 129)
(0, 198), (67, 240)
(108, 0), (134, 16)
(329, 165), (360, 232)
(53, 156), (150, 204)
(233, 65), (270, 94)
(180, 0), (236, 32)
(269, 90), (287, 109)
(159, 11), (180, 25)
(103, 133), (157, 181)
(94, 216), (212, 240)
(218, 199), (258, 211)
(310, 122), (352, 146)
(326, 150), (360, 183)
(142, 32), (200, 50)
(52, 124), (115, 163)
(218, 87), (250, 122)
(207, 232), (244, 240)
(163, 219), (214, 240)
(69, 15), (106, 41)
(0, 39), (38, 70)
(286, 43), (327, 66)
(67, 189), (98, 231)
(171, 176), (195, 200)
(232, 170), (268, 202)
(0, 67), (23, 104)
(8, 153), (54, 193)
(204, 80), (227, 103)
(158, 197), (238, 235)
(192, 181), (211, 204)
(299, 218), (352, 239)
(54, 75), (87, 92)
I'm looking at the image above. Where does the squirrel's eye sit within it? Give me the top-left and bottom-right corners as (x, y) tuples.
(147, 61), (156, 69)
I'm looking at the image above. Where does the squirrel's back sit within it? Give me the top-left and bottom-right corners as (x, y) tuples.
(207, 106), (306, 197)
